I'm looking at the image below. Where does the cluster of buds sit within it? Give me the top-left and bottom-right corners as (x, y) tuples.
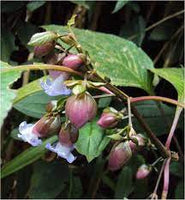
(18, 30), (149, 167)
(108, 133), (146, 171)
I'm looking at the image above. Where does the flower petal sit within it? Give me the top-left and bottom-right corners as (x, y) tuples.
(18, 121), (42, 146)
(45, 142), (76, 163)
(40, 75), (71, 96)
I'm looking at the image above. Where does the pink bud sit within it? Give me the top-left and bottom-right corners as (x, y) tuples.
(136, 164), (151, 179)
(98, 112), (119, 128)
(59, 124), (79, 147)
(65, 93), (97, 128)
(108, 141), (133, 171)
(130, 134), (146, 148)
(34, 41), (55, 58)
(62, 54), (84, 70)
(32, 115), (61, 137)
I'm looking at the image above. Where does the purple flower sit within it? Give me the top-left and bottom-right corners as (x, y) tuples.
(46, 142), (76, 163)
(40, 74), (71, 96)
(18, 121), (42, 146)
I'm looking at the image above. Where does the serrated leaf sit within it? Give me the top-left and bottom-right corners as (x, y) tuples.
(112, 0), (130, 13)
(43, 25), (154, 93)
(14, 90), (61, 118)
(114, 166), (133, 198)
(0, 61), (22, 127)
(75, 119), (110, 162)
(28, 31), (58, 46)
(148, 68), (184, 103)
(29, 160), (69, 199)
(27, 1), (45, 12)
(1, 136), (58, 179)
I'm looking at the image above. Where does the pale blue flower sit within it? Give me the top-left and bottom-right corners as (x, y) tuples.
(40, 74), (71, 96)
(18, 121), (42, 146)
(46, 142), (76, 163)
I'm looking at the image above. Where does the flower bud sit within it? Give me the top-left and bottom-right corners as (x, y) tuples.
(32, 115), (61, 137)
(34, 41), (55, 58)
(65, 93), (97, 128)
(108, 141), (133, 171)
(136, 164), (151, 179)
(45, 100), (57, 112)
(62, 54), (84, 70)
(59, 124), (79, 147)
(97, 108), (122, 128)
(130, 134), (146, 148)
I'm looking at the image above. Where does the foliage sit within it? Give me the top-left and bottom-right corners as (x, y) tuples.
(1, 1), (184, 199)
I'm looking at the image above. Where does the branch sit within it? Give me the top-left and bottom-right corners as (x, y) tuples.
(2, 64), (83, 76)
(130, 96), (185, 108)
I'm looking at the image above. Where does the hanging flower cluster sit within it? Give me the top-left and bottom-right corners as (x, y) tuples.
(17, 29), (151, 172)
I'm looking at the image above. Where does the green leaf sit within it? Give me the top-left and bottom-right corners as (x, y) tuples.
(1, 136), (57, 179)
(75, 119), (110, 162)
(131, 101), (183, 136)
(148, 68), (184, 103)
(114, 166), (133, 198)
(28, 31), (58, 46)
(14, 90), (61, 118)
(13, 78), (42, 104)
(29, 160), (69, 199)
(0, 61), (22, 127)
(27, 1), (46, 12)
(43, 25), (154, 93)
(175, 181), (184, 199)
(1, 28), (17, 62)
(98, 97), (112, 108)
(112, 0), (130, 13)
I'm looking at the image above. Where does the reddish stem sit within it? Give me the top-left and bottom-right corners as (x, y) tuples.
(161, 158), (171, 200)
(130, 96), (184, 108)
(165, 108), (183, 149)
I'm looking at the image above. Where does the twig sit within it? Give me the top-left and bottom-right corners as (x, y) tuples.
(150, 160), (166, 200)
(93, 94), (115, 99)
(165, 107), (183, 149)
(2, 64), (83, 76)
(161, 158), (171, 200)
(130, 96), (185, 108)
(129, 9), (185, 40)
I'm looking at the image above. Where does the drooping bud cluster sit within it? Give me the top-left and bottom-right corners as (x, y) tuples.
(97, 107), (122, 128)
(108, 133), (146, 171)
(65, 93), (97, 128)
(32, 115), (61, 137)
(18, 114), (61, 146)
(136, 164), (151, 179)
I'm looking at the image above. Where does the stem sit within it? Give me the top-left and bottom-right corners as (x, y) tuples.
(161, 158), (171, 200)
(165, 107), (183, 149)
(2, 64), (83, 76)
(127, 97), (132, 128)
(130, 96), (185, 108)
(129, 9), (185, 40)
(151, 160), (166, 200)
(93, 94), (115, 99)
(68, 168), (73, 199)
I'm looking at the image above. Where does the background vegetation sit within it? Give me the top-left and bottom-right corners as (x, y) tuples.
(1, 1), (184, 199)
